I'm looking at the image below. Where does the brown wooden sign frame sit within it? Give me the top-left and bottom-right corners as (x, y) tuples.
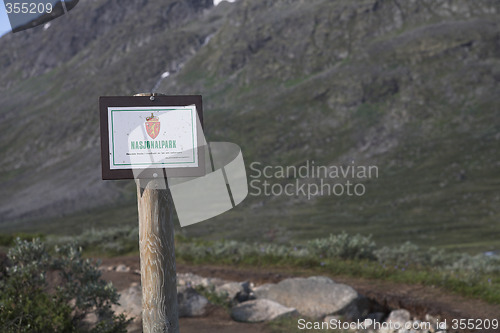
(99, 95), (204, 180)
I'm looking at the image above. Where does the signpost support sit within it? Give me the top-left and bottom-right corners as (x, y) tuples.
(100, 93), (204, 333)
(134, 93), (178, 333)
(137, 178), (179, 333)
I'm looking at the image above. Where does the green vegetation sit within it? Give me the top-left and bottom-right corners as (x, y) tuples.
(194, 285), (232, 310)
(307, 233), (376, 261)
(41, 228), (500, 304)
(173, 234), (500, 304)
(0, 232), (45, 247)
(1, 230), (498, 333)
(0, 238), (131, 332)
(0, 0), (499, 255)
(52, 227), (139, 257)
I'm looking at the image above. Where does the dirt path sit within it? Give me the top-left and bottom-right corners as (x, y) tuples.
(122, 304), (269, 333)
(180, 306), (270, 333)
(99, 256), (500, 333)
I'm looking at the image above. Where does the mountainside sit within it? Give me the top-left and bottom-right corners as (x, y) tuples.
(0, 0), (499, 251)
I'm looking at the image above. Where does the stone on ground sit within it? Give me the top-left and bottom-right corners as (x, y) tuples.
(253, 276), (369, 319)
(386, 309), (411, 327)
(231, 299), (298, 323)
(178, 286), (210, 317)
(112, 283), (142, 322)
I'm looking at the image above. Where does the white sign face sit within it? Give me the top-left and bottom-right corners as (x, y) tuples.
(107, 106), (198, 170)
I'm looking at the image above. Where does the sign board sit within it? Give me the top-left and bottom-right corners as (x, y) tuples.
(99, 95), (204, 180)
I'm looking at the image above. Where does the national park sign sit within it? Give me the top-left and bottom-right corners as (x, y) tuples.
(99, 95), (204, 180)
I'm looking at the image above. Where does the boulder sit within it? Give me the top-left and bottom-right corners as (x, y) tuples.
(113, 283), (210, 320)
(216, 282), (244, 300)
(177, 286), (209, 317)
(216, 281), (253, 302)
(253, 276), (369, 319)
(231, 299), (298, 323)
(112, 283), (142, 322)
(236, 281), (255, 303)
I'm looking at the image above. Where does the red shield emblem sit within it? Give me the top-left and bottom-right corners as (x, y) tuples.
(145, 113), (160, 139)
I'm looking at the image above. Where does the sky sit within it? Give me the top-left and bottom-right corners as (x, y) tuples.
(0, 1), (11, 36)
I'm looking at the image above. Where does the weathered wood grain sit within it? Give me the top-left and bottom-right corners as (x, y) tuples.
(136, 179), (179, 333)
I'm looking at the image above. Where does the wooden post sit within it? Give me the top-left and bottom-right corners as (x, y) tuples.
(134, 93), (178, 333)
(136, 178), (179, 333)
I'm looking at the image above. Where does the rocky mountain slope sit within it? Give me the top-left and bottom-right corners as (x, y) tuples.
(0, 0), (499, 250)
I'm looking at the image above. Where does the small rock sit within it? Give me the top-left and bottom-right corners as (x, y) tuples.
(231, 299), (298, 323)
(83, 312), (98, 326)
(115, 264), (130, 273)
(236, 281), (254, 302)
(241, 281), (251, 290)
(425, 314), (442, 332)
(216, 281), (253, 302)
(177, 286), (209, 317)
(386, 309), (411, 327)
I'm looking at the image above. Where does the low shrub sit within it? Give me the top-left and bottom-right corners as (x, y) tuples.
(50, 227), (138, 256)
(0, 238), (131, 333)
(306, 232), (377, 260)
(0, 233), (45, 247)
(37, 226), (500, 303)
